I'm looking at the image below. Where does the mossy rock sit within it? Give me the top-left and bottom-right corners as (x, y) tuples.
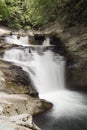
(0, 60), (38, 97)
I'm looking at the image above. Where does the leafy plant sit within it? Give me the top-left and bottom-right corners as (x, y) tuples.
(0, 0), (87, 29)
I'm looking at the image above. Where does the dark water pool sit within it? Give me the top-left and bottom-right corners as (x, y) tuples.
(34, 91), (87, 130)
(34, 113), (87, 130)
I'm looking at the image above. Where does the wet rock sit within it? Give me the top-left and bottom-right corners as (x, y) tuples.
(34, 34), (45, 41)
(29, 34), (45, 45)
(0, 60), (38, 97)
(37, 99), (53, 114)
(0, 71), (6, 92)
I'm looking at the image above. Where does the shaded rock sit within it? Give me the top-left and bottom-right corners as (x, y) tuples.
(0, 71), (6, 92)
(66, 59), (87, 90)
(38, 99), (53, 114)
(29, 34), (45, 45)
(50, 35), (67, 55)
(34, 34), (45, 41)
(0, 60), (38, 97)
(63, 31), (87, 90)
(54, 28), (87, 90)
(0, 35), (5, 43)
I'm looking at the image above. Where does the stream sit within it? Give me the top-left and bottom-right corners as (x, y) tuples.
(2, 35), (87, 130)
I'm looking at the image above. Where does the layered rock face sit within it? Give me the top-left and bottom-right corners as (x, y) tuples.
(65, 32), (87, 89)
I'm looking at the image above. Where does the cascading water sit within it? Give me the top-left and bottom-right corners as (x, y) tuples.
(3, 35), (87, 130)
(5, 35), (29, 46)
(43, 37), (50, 46)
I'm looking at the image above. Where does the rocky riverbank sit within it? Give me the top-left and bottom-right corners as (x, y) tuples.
(0, 92), (52, 130)
(0, 27), (53, 130)
(0, 23), (87, 129)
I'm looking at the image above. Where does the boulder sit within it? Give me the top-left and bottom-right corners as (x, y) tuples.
(0, 114), (41, 130)
(0, 60), (38, 97)
(0, 92), (52, 116)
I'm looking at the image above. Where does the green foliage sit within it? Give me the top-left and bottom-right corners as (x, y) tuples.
(28, 0), (87, 27)
(28, 0), (65, 26)
(0, 0), (10, 21)
(0, 0), (87, 29)
(0, 0), (31, 29)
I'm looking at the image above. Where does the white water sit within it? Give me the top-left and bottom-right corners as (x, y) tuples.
(3, 37), (87, 120)
(3, 48), (32, 62)
(43, 37), (50, 46)
(5, 35), (29, 46)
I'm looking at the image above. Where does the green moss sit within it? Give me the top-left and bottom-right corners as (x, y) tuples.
(7, 82), (29, 94)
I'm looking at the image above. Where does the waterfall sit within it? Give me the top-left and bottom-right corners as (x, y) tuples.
(29, 51), (65, 93)
(43, 37), (50, 46)
(3, 35), (87, 130)
(5, 35), (29, 46)
(3, 48), (32, 63)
